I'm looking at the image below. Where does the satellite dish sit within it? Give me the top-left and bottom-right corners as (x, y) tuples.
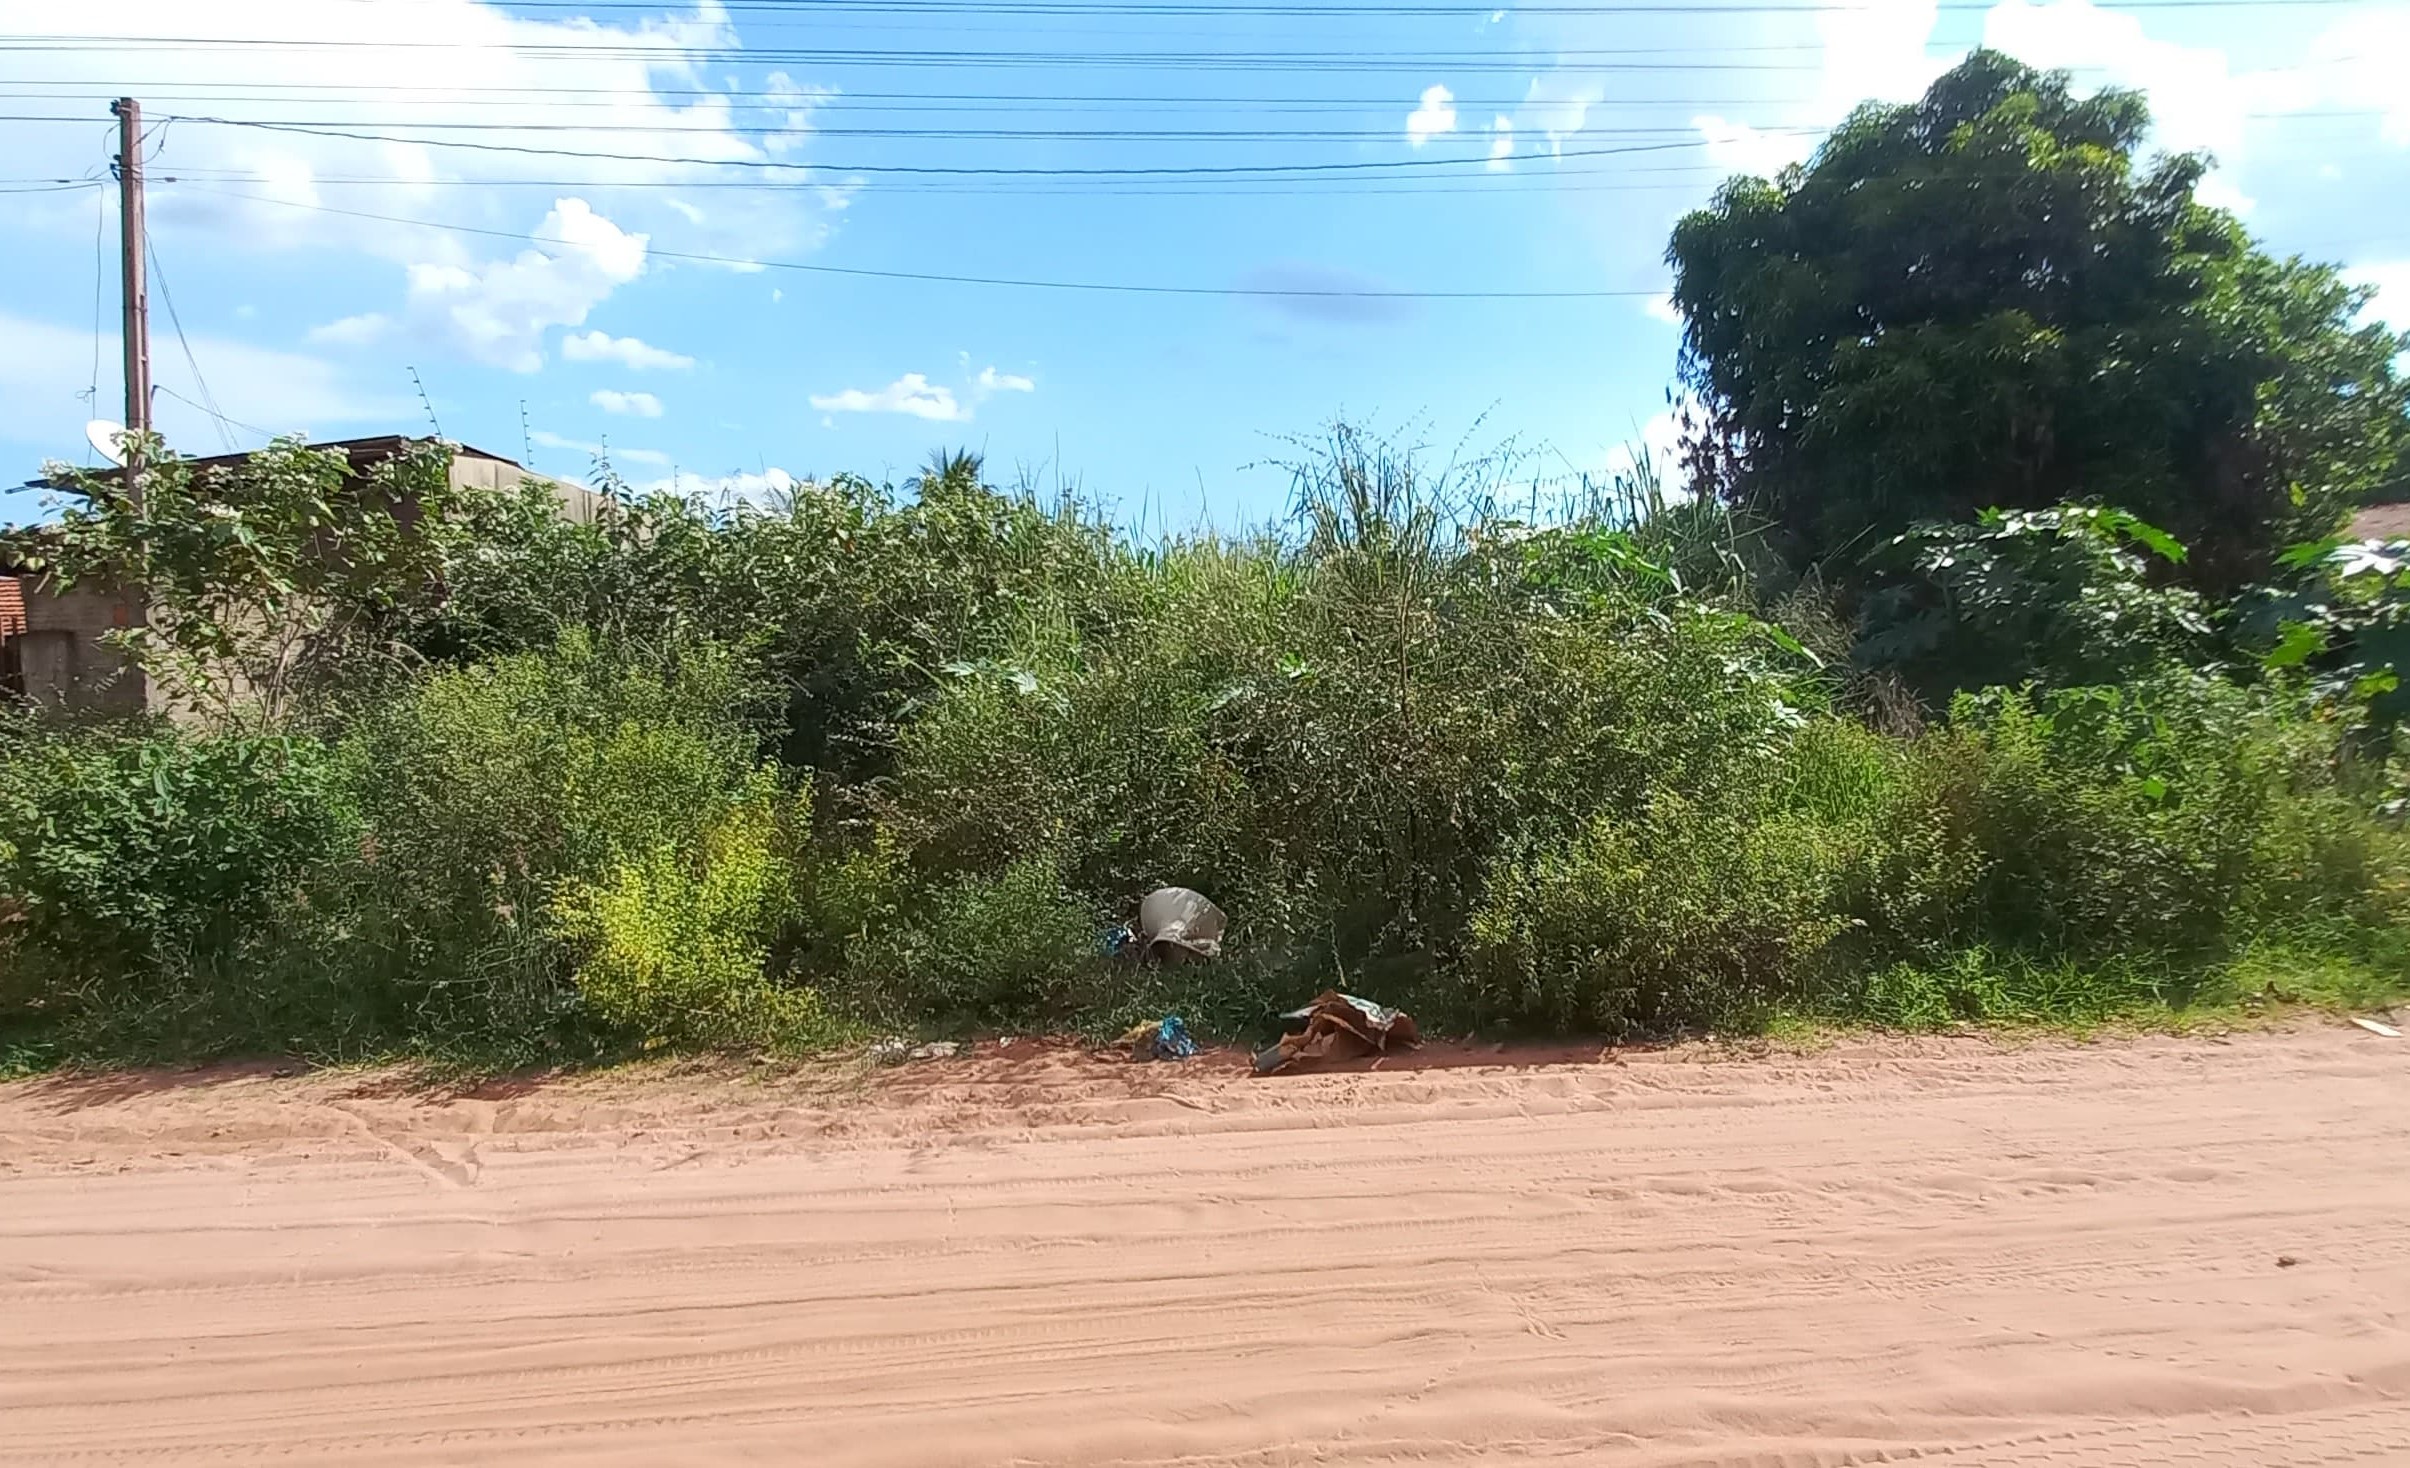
(84, 419), (128, 467)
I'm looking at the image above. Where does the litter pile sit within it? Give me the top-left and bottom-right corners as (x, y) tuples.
(1253, 991), (1421, 1075)
(1101, 888), (1422, 1076)
(1118, 1016), (1199, 1061)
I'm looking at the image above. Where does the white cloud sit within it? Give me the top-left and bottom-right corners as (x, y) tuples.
(0, 309), (402, 456)
(1601, 409), (1686, 490)
(2194, 171), (2255, 216)
(1692, 115), (1818, 177)
(1982, 0), (2260, 211)
(2345, 262), (2410, 332)
(1643, 293), (1682, 325)
(805, 362), (1033, 422)
(1406, 85), (1459, 148)
(1, 1), (846, 365)
(527, 428), (669, 467)
(1815, 0), (1946, 115)
(810, 373), (966, 421)
(560, 330), (695, 371)
(402, 200), (648, 372)
(1668, 0), (1938, 182)
(761, 71), (835, 156)
(1985, 0), (2245, 159)
(2264, 6), (2410, 146)
(1520, 75), (1603, 157)
(645, 466), (798, 502)
(590, 388), (664, 418)
(306, 312), (393, 347)
(1488, 117), (1516, 172)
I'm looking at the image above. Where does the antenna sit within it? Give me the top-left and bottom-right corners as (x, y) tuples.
(407, 366), (443, 439)
(84, 419), (129, 467)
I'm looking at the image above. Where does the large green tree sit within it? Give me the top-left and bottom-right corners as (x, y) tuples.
(1668, 50), (2410, 592)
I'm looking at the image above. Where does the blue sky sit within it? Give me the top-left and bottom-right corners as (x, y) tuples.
(4, 0), (2407, 529)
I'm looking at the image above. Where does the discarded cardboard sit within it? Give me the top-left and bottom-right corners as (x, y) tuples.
(1253, 991), (1420, 1075)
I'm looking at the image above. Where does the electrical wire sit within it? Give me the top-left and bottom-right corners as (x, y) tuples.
(83, 181), (105, 441)
(145, 238), (239, 453)
(142, 113), (1812, 175)
(0, 117), (1780, 140)
(11, 0), (2370, 15)
(154, 386), (271, 447)
(170, 182), (1669, 298)
(0, 41), (1836, 71)
(0, 80), (2036, 108)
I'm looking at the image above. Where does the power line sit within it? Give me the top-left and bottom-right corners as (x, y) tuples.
(0, 39), (1836, 71)
(154, 386), (269, 446)
(171, 183), (1668, 299)
(32, 0), (2373, 13)
(5, 79), (2380, 114)
(152, 113), (1790, 175)
(2, 110), (2390, 144)
(83, 182), (105, 439)
(145, 238), (237, 453)
(0, 80), (2032, 107)
(0, 178), (106, 194)
(0, 116), (1775, 140)
(76, 133), (2407, 198)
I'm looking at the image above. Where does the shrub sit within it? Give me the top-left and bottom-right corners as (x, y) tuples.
(553, 775), (828, 1050)
(1940, 676), (2403, 957)
(306, 634), (785, 1056)
(843, 854), (1102, 1028)
(1466, 791), (1852, 1035)
(0, 715), (352, 1054)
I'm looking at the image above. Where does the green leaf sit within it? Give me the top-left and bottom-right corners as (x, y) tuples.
(2115, 517), (2186, 564)
(2264, 620), (2326, 669)
(2277, 537), (2343, 571)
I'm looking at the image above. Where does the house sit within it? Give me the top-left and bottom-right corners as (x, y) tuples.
(1, 437), (607, 715)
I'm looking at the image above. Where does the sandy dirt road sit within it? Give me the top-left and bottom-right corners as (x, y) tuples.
(4, 1026), (2409, 1466)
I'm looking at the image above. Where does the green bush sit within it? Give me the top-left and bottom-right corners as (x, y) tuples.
(553, 774), (828, 1050)
(0, 715), (352, 1054)
(1941, 677), (2407, 957)
(842, 854), (1102, 1029)
(307, 634), (782, 1055)
(1466, 790), (1852, 1035)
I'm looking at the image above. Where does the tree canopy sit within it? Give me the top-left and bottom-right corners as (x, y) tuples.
(1668, 49), (2410, 592)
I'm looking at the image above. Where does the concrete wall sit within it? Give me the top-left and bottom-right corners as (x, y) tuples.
(448, 455), (608, 524)
(12, 583), (150, 714)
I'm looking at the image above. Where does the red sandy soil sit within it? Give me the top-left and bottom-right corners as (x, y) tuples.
(3, 1025), (2408, 1466)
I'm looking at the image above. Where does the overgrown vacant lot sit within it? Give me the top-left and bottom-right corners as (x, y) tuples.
(7, 53), (2410, 1073)
(5, 1024), (2409, 1466)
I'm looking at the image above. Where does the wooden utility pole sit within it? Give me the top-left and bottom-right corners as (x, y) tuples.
(112, 97), (150, 473)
